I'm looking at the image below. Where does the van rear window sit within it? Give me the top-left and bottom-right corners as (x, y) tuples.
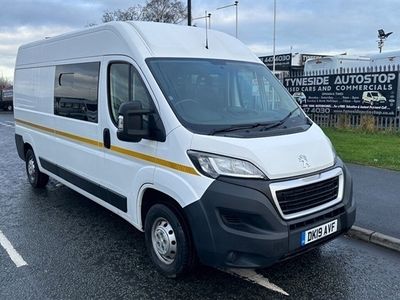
(54, 62), (100, 123)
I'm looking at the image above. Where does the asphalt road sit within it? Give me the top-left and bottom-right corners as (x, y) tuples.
(1, 112), (400, 299)
(348, 163), (400, 239)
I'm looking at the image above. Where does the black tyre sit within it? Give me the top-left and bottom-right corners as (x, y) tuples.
(25, 149), (49, 188)
(144, 204), (197, 278)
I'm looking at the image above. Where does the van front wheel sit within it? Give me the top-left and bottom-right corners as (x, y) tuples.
(144, 204), (196, 278)
(25, 149), (49, 188)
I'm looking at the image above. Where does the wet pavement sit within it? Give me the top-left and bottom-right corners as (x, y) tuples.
(348, 163), (400, 239)
(1, 112), (400, 299)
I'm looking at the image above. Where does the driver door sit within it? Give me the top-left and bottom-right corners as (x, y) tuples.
(97, 56), (158, 222)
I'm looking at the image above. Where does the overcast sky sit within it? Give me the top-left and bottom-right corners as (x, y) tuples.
(1, 0), (400, 80)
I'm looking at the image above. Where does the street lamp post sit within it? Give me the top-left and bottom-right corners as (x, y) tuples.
(377, 29), (393, 53)
(192, 12), (211, 29)
(235, 1), (238, 38)
(216, 1), (239, 38)
(272, 0), (276, 74)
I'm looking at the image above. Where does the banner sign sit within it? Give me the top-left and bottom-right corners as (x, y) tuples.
(284, 72), (398, 116)
(260, 53), (292, 71)
(1, 88), (13, 101)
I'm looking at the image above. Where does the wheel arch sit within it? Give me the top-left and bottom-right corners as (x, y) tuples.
(139, 187), (190, 231)
(23, 142), (33, 158)
(15, 133), (34, 162)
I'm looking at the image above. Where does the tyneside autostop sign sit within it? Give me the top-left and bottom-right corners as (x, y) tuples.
(284, 72), (399, 116)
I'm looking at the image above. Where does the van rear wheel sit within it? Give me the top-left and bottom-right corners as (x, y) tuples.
(25, 149), (49, 188)
(144, 204), (196, 278)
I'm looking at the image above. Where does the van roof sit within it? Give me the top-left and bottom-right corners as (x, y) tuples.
(16, 21), (260, 67)
(307, 55), (370, 63)
(370, 50), (400, 59)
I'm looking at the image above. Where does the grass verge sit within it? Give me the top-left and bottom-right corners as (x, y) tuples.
(323, 128), (400, 171)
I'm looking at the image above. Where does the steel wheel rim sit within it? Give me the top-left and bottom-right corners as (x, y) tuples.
(151, 217), (177, 265)
(27, 158), (36, 183)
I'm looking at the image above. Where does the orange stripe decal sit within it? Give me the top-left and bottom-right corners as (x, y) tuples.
(15, 119), (198, 176)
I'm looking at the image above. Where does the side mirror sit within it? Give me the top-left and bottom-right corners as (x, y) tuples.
(117, 101), (153, 143)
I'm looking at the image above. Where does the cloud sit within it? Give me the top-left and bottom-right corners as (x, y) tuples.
(0, 1), (104, 28)
(0, 0), (141, 80)
(193, 0), (400, 56)
(0, 25), (74, 79)
(2, 0), (400, 80)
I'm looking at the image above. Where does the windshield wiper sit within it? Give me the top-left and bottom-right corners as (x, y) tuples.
(210, 122), (272, 135)
(210, 107), (300, 135)
(259, 107), (300, 131)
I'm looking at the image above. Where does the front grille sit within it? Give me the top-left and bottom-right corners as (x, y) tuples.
(289, 207), (345, 231)
(276, 176), (339, 216)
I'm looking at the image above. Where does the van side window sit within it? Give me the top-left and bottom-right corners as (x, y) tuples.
(54, 62), (100, 123)
(108, 63), (153, 124)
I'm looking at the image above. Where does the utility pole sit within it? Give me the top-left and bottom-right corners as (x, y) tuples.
(188, 0), (192, 26)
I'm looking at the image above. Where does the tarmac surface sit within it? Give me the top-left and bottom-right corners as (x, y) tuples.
(348, 163), (400, 239)
(1, 112), (400, 299)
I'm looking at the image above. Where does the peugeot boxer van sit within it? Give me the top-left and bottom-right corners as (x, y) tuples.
(14, 22), (355, 277)
(362, 91), (386, 105)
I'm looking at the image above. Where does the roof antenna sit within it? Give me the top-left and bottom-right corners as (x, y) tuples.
(192, 11), (211, 49)
(205, 10), (209, 49)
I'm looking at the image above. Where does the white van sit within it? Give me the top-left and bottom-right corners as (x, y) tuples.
(370, 50), (400, 68)
(292, 92), (307, 105)
(14, 22), (355, 277)
(362, 91), (387, 105)
(304, 55), (370, 73)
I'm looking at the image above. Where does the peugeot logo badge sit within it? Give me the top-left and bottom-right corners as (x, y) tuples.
(298, 154), (311, 168)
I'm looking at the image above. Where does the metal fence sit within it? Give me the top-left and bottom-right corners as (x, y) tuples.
(307, 113), (400, 131)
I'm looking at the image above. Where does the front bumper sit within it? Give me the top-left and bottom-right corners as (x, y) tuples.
(184, 159), (356, 268)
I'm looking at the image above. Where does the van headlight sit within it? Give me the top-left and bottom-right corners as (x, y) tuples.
(187, 150), (266, 179)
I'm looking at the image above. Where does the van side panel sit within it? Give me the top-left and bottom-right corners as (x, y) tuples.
(14, 66), (57, 166)
(14, 67), (54, 113)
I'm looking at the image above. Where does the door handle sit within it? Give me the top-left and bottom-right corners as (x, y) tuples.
(103, 128), (111, 149)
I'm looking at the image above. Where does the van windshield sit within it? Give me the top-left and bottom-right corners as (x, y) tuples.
(147, 58), (308, 136)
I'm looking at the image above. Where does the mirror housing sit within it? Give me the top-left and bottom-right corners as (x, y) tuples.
(117, 101), (153, 143)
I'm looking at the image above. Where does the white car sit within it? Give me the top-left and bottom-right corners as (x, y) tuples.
(14, 21), (355, 277)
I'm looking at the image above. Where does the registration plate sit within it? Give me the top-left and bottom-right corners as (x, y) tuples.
(301, 219), (338, 246)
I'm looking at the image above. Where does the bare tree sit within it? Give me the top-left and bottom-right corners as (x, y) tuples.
(102, 0), (187, 24)
(102, 5), (143, 23)
(0, 76), (12, 90)
(141, 0), (187, 23)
